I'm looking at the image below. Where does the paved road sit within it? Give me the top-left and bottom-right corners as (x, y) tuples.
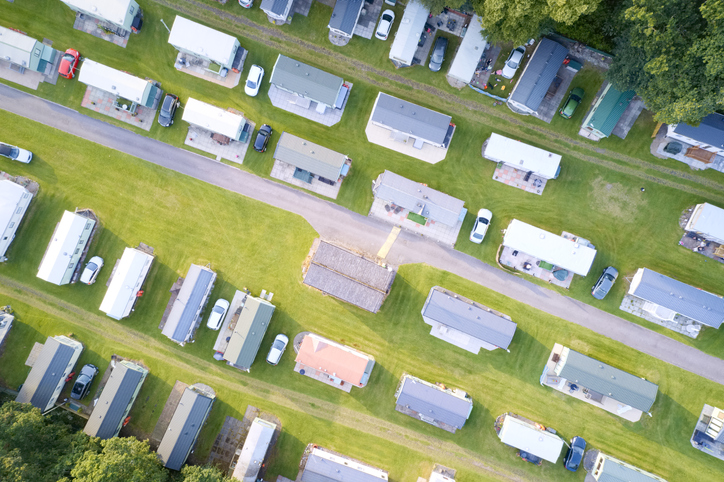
(2, 83), (724, 386)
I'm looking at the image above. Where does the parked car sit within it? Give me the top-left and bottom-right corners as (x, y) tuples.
(253, 124), (273, 153)
(563, 436), (586, 471)
(244, 64), (265, 97)
(591, 266), (618, 300)
(79, 256), (104, 285)
(517, 450), (542, 466)
(70, 364), (98, 400)
(469, 208), (492, 244)
(238, 0), (253, 7)
(206, 298), (230, 330)
(502, 46), (526, 79)
(157, 93), (179, 127)
(266, 334), (289, 365)
(58, 49), (80, 79)
(428, 36), (449, 72)
(375, 9), (395, 41)
(559, 87), (585, 119)
(0, 142), (32, 163)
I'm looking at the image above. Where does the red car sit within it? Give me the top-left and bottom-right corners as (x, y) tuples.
(58, 49), (80, 79)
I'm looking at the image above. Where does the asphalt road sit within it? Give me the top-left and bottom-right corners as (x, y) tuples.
(2, 83), (724, 386)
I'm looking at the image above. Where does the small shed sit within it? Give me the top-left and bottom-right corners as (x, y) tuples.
(182, 98), (247, 141)
(581, 83), (636, 139)
(60, 0), (141, 33)
(0, 26), (57, 74)
(589, 452), (668, 482)
(482, 133), (562, 180)
(395, 374), (473, 433)
(231, 418), (276, 482)
(78, 59), (158, 107)
(685, 203), (724, 245)
(497, 413), (564, 463)
(388, 0), (430, 67)
(168, 16), (242, 71)
(37, 210), (96, 286)
(301, 447), (389, 482)
(162, 264), (217, 345)
(260, 0), (294, 23)
(370, 92), (454, 149)
(507, 38), (569, 115)
(447, 15), (487, 84)
(667, 113), (724, 156)
(0, 180), (33, 262)
(223, 296), (276, 371)
(100, 246), (155, 320)
(274, 132), (349, 182)
(270, 55), (345, 109)
(328, 0), (365, 39)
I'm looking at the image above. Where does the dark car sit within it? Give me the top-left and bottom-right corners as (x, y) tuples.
(428, 36), (449, 72)
(254, 124), (272, 153)
(157, 94), (179, 127)
(563, 436), (586, 471)
(70, 364), (98, 400)
(560, 87), (585, 119)
(591, 266), (618, 300)
(517, 450), (542, 466)
(58, 49), (80, 79)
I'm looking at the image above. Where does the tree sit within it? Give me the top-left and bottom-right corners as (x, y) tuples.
(70, 437), (168, 482)
(176, 465), (235, 482)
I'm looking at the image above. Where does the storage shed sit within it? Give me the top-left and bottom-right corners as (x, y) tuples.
(78, 59), (158, 108)
(0, 26), (57, 74)
(60, 0), (141, 34)
(99, 246), (155, 320)
(162, 264), (217, 345)
(483, 133), (562, 180)
(447, 15), (487, 84)
(685, 203), (724, 245)
(223, 296), (276, 372)
(388, 0), (430, 67)
(182, 98), (247, 141)
(168, 16), (242, 71)
(0, 180), (33, 262)
(270, 55), (346, 109)
(37, 210), (96, 286)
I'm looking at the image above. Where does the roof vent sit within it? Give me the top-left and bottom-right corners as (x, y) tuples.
(539, 234), (545, 239)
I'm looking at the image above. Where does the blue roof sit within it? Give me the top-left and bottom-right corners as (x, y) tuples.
(673, 113), (724, 149)
(157, 387), (214, 471)
(162, 265), (216, 344)
(396, 376), (472, 429)
(510, 38), (569, 111)
(328, 0), (364, 36)
(260, 0), (292, 15)
(16, 337), (76, 410)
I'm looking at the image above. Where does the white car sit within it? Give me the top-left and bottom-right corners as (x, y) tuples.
(238, 0), (253, 8)
(244, 64), (264, 97)
(469, 209), (492, 244)
(0, 142), (32, 163)
(375, 9), (395, 41)
(266, 334), (288, 366)
(501, 47), (525, 79)
(206, 298), (230, 330)
(79, 256), (104, 285)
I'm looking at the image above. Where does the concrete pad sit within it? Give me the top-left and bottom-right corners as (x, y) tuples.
(365, 121), (450, 164)
(184, 125), (253, 164)
(173, 52), (242, 89)
(80, 86), (155, 132)
(270, 159), (344, 199)
(368, 197), (461, 247)
(267, 83), (351, 127)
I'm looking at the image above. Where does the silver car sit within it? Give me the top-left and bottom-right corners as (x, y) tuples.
(502, 46), (525, 79)
(0, 142), (32, 163)
(79, 256), (104, 285)
(206, 299), (230, 330)
(266, 334), (288, 365)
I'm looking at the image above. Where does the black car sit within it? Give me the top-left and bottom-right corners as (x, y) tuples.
(428, 36), (449, 72)
(70, 364), (98, 400)
(254, 124), (272, 153)
(591, 266), (618, 300)
(517, 450), (542, 466)
(563, 436), (586, 471)
(157, 94), (179, 127)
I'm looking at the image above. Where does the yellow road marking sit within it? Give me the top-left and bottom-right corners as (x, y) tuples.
(377, 226), (401, 259)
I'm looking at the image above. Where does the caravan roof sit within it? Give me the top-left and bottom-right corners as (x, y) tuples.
(99, 247), (154, 320)
(388, 0), (430, 65)
(447, 15), (487, 83)
(498, 415), (564, 463)
(78, 59), (151, 104)
(37, 211), (95, 285)
(168, 16), (239, 67)
(685, 203), (724, 244)
(483, 133), (562, 179)
(181, 98), (246, 140)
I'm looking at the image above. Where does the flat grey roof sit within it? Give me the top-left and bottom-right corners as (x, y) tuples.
(329, 0), (364, 36)
(510, 38), (569, 112)
(370, 93), (452, 145)
(260, 0), (291, 15)
(162, 265), (216, 343)
(422, 287), (517, 349)
(223, 297), (275, 369)
(16, 337), (75, 410)
(373, 170), (465, 227)
(396, 376), (471, 429)
(301, 452), (383, 482)
(673, 113), (724, 148)
(274, 132), (347, 180)
(157, 387), (214, 471)
(270, 55), (344, 107)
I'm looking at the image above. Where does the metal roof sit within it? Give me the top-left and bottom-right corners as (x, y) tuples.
(447, 15), (487, 83)
(270, 55), (344, 107)
(597, 454), (667, 482)
(37, 211), (96, 285)
(301, 449), (388, 482)
(157, 387), (214, 471)
(388, 0), (430, 65)
(685, 203), (724, 244)
(162, 265), (216, 344)
(168, 16), (239, 68)
(509, 38), (569, 112)
(83, 361), (148, 439)
(373, 170), (465, 227)
(78, 59), (152, 105)
(274, 132), (347, 180)
(498, 415), (564, 463)
(328, 0), (364, 36)
(482, 133), (562, 179)
(396, 376), (472, 429)
(99, 247), (154, 320)
(629, 268), (724, 328)
(673, 113), (724, 149)
(223, 296), (275, 369)
(0, 180), (32, 258)
(260, 0), (292, 16)
(558, 348), (658, 412)
(231, 418), (276, 482)
(61, 0), (138, 30)
(422, 287), (517, 350)
(182, 98), (246, 140)
(370, 93), (452, 146)
(502, 219), (597, 276)
(585, 84), (636, 137)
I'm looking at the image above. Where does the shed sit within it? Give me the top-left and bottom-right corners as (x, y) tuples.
(37, 210), (96, 286)
(274, 132), (348, 181)
(372, 171), (466, 227)
(370, 92), (453, 149)
(422, 286), (517, 352)
(83, 360), (148, 439)
(231, 418), (276, 482)
(590, 452), (668, 482)
(223, 296), (276, 371)
(162, 264), (217, 345)
(270, 55), (345, 109)
(78, 59), (158, 107)
(0, 180), (33, 262)
(388, 0), (430, 67)
(628, 268), (724, 328)
(157, 385), (215, 471)
(507, 38), (569, 115)
(260, 0), (294, 22)
(497, 414), (564, 463)
(168, 16), (241, 70)
(182, 98), (247, 141)
(328, 0), (365, 38)
(685, 203), (724, 245)
(502, 219), (597, 276)
(668, 113), (724, 155)
(16, 336), (83, 412)
(582, 83), (636, 139)
(395, 374), (473, 432)
(301, 447), (388, 482)
(100, 247), (155, 320)
(482, 133), (562, 180)
(60, 0), (141, 33)
(295, 333), (375, 388)
(0, 26), (57, 74)
(447, 15), (487, 84)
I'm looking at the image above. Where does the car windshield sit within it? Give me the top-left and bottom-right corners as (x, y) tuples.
(383, 14), (393, 21)
(62, 53), (75, 62)
(72, 383), (84, 394)
(212, 306), (225, 314)
(246, 79), (257, 89)
(272, 340), (285, 350)
(478, 217), (489, 225)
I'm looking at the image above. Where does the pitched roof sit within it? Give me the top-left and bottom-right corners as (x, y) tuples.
(295, 334), (370, 386)
(61, 0), (137, 29)
(396, 376), (472, 429)
(388, 0), (430, 65)
(585, 84), (636, 137)
(0, 180), (32, 256)
(168, 16), (239, 67)
(162, 265), (216, 343)
(497, 415), (564, 463)
(597, 454), (667, 482)
(223, 296), (275, 369)
(673, 113), (724, 149)
(100, 247), (154, 320)
(182, 98), (246, 140)
(37, 211), (96, 285)
(260, 0), (292, 15)
(16, 337), (80, 411)
(558, 348), (658, 412)
(274, 132), (347, 180)
(83, 361), (148, 439)
(509, 38), (569, 112)
(629, 268), (724, 328)
(231, 418), (276, 482)
(447, 15), (487, 83)
(301, 449), (388, 482)
(422, 287), (517, 350)
(482, 133), (562, 179)
(685, 203), (724, 243)
(270, 55), (344, 107)
(373, 171), (465, 227)
(370, 93), (452, 146)
(78, 59), (151, 104)
(328, 0), (364, 36)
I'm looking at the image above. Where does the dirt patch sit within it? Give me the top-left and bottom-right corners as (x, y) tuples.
(590, 177), (647, 220)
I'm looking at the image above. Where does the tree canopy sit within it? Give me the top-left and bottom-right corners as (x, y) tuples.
(70, 437), (168, 482)
(175, 465), (235, 482)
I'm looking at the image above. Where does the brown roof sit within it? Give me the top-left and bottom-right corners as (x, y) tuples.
(295, 335), (369, 386)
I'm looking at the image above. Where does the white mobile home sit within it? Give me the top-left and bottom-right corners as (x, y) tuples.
(100, 247), (155, 320)
(0, 180), (33, 262)
(388, 0), (430, 67)
(78, 59), (159, 108)
(168, 16), (242, 71)
(162, 264), (217, 345)
(685, 203), (724, 245)
(483, 133), (562, 180)
(60, 0), (141, 34)
(0, 26), (57, 74)
(37, 211), (96, 285)
(496, 413), (564, 463)
(181, 98), (247, 141)
(447, 15), (487, 84)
